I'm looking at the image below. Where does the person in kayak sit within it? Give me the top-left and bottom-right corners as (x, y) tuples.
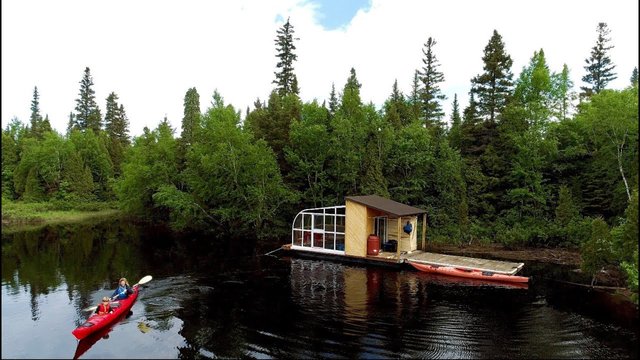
(95, 297), (113, 315)
(112, 277), (134, 300)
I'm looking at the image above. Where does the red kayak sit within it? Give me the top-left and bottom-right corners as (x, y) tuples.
(408, 261), (529, 284)
(72, 285), (139, 340)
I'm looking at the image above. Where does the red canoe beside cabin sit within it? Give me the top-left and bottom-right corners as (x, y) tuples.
(72, 285), (140, 340)
(408, 261), (529, 283)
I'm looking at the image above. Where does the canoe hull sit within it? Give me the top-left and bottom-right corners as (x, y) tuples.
(408, 261), (529, 283)
(72, 285), (139, 340)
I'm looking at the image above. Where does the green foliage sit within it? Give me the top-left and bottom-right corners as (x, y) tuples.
(273, 17), (299, 96)
(581, 217), (615, 280)
(69, 129), (114, 200)
(285, 101), (332, 207)
(471, 30), (514, 122)
(115, 118), (179, 216)
(179, 92), (296, 237)
(581, 22), (617, 98)
(74, 67), (102, 132)
(418, 37), (446, 128)
(621, 250), (638, 302)
(180, 87), (201, 146)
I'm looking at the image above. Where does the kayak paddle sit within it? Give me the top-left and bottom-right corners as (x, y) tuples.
(82, 275), (152, 312)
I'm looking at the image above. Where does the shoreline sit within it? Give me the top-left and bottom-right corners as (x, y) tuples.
(1, 208), (121, 233)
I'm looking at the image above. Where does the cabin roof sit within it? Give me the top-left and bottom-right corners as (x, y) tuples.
(345, 195), (427, 217)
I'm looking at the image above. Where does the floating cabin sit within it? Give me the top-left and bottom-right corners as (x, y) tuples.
(285, 195), (528, 285)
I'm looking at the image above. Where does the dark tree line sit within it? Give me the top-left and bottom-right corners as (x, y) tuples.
(2, 21), (637, 292)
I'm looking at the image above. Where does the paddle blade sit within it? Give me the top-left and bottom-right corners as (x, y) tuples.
(82, 305), (98, 312)
(136, 275), (152, 286)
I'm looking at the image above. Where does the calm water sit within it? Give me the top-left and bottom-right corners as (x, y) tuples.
(1, 218), (638, 359)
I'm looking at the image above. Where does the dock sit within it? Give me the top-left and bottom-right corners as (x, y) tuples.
(402, 251), (524, 275)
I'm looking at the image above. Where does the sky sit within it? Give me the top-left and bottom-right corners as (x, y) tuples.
(2, 0), (638, 137)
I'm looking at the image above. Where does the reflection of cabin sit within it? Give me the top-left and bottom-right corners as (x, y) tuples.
(290, 195), (427, 262)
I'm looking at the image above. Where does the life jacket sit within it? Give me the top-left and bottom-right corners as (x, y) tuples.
(98, 303), (111, 314)
(403, 223), (413, 234)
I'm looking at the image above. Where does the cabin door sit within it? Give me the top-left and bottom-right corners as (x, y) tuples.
(374, 216), (387, 245)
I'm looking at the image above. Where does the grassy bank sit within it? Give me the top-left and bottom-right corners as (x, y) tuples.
(1, 198), (121, 232)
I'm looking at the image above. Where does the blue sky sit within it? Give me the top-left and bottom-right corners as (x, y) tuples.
(312, 0), (371, 30)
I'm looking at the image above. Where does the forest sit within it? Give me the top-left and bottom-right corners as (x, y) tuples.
(2, 21), (638, 294)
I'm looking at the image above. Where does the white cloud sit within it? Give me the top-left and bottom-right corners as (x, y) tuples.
(2, 0), (638, 136)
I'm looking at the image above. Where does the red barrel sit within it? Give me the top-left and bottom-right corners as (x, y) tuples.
(367, 234), (380, 255)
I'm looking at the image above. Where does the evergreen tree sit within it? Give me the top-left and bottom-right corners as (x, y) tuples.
(448, 94), (462, 149)
(471, 30), (514, 122)
(67, 112), (78, 134)
(41, 115), (52, 134)
(581, 22), (617, 98)
(328, 83), (338, 118)
(383, 79), (407, 129)
(181, 87), (201, 145)
(273, 17), (299, 96)
(29, 86), (43, 138)
(409, 70), (421, 122)
(104, 92), (130, 176)
(631, 67), (638, 87)
(74, 67), (102, 132)
(419, 37), (446, 128)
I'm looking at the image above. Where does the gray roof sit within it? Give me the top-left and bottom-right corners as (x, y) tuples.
(345, 195), (427, 217)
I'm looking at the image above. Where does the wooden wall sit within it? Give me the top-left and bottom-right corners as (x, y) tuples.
(345, 200), (368, 257)
(388, 216), (417, 252)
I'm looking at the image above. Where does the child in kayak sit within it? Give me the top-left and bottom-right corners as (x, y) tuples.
(95, 297), (113, 315)
(112, 277), (134, 300)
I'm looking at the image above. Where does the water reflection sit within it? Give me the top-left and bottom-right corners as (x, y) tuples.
(1, 219), (638, 359)
(2, 219), (143, 321)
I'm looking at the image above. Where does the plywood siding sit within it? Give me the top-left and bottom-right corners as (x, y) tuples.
(345, 200), (368, 257)
(388, 216), (417, 252)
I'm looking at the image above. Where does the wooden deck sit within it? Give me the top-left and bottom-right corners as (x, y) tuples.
(402, 251), (524, 275)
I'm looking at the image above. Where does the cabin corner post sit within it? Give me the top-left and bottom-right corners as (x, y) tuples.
(421, 213), (427, 250)
(396, 216), (401, 258)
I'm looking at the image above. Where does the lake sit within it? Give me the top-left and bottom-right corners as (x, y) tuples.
(1, 218), (637, 358)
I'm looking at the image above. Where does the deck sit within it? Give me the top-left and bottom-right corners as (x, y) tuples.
(402, 251), (524, 275)
(282, 246), (525, 275)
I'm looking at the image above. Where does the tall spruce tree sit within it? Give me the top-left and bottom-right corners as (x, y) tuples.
(104, 92), (130, 176)
(328, 83), (338, 118)
(419, 37), (446, 128)
(273, 18), (299, 96)
(581, 22), (617, 98)
(448, 94), (462, 149)
(29, 86), (43, 138)
(409, 69), (422, 122)
(631, 67), (638, 87)
(74, 67), (102, 132)
(181, 87), (201, 145)
(470, 30), (514, 122)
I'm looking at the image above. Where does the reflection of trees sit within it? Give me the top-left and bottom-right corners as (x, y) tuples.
(1, 219), (143, 320)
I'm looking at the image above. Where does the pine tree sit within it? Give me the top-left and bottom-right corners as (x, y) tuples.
(581, 22), (617, 98)
(328, 83), (338, 118)
(384, 79), (407, 129)
(67, 112), (78, 134)
(74, 67), (102, 132)
(471, 30), (514, 122)
(181, 87), (201, 145)
(419, 37), (446, 127)
(273, 17), (299, 96)
(104, 92), (130, 177)
(30, 86), (43, 138)
(631, 67), (638, 87)
(409, 70), (422, 122)
(41, 115), (52, 134)
(448, 94), (462, 149)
